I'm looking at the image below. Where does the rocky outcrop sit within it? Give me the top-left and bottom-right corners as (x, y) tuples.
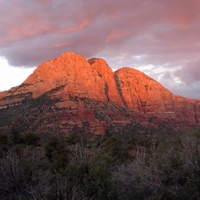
(88, 58), (123, 105)
(114, 67), (174, 112)
(0, 52), (200, 136)
(114, 67), (200, 126)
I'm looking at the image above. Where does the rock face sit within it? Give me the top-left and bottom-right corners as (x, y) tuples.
(114, 68), (200, 126)
(0, 52), (200, 136)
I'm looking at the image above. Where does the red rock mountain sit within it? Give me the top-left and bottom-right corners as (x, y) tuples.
(0, 52), (200, 137)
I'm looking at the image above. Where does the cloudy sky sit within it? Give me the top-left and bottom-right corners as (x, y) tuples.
(0, 0), (200, 99)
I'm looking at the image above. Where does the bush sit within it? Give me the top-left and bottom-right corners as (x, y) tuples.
(1, 127), (200, 199)
(45, 136), (69, 169)
(23, 132), (40, 146)
(66, 132), (81, 145)
(113, 133), (200, 199)
(57, 143), (118, 200)
(0, 134), (8, 156)
(0, 147), (50, 200)
(100, 134), (130, 163)
(9, 126), (23, 145)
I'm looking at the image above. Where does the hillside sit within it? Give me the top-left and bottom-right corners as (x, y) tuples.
(0, 52), (200, 137)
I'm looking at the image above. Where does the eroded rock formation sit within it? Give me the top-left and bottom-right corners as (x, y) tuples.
(0, 52), (200, 136)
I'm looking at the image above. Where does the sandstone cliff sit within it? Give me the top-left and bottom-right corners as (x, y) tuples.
(0, 52), (200, 136)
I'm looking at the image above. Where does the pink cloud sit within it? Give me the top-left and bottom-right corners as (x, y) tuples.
(105, 30), (130, 43)
(1, 0), (200, 98)
(52, 42), (71, 48)
(56, 19), (89, 34)
(164, 0), (200, 27)
(33, 0), (53, 4)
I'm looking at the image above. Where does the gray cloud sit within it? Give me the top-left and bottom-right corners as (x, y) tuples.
(0, 0), (200, 98)
(174, 59), (200, 84)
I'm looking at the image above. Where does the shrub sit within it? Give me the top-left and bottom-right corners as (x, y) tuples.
(23, 132), (40, 146)
(57, 143), (118, 200)
(66, 132), (81, 145)
(0, 147), (50, 200)
(0, 134), (9, 156)
(9, 126), (23, 145)
(45, 136), (69, 169)
(113, 134), (200, 199)
(100, 134), (130, 163)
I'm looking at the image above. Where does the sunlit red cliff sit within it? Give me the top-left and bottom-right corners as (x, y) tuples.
(0, 52), (200, 136)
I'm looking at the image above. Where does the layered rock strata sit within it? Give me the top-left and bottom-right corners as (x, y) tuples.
(0, 52), (200, 135)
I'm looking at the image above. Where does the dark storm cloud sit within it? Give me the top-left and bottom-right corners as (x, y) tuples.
(0, 0), (200, 98)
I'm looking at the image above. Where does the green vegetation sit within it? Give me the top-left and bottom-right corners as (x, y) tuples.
(0, 128), (200, 199)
